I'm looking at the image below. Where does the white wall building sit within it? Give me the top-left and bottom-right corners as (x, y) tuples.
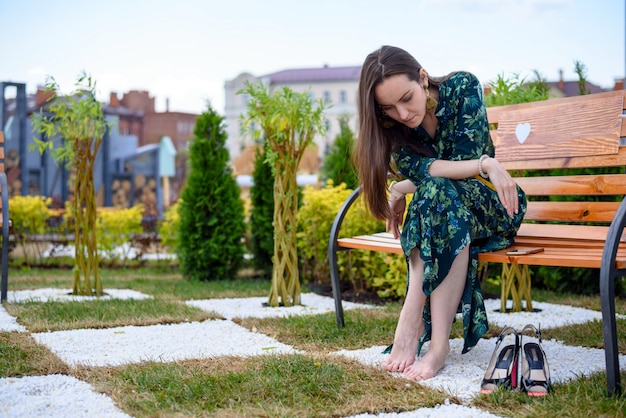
(223, 65), (361, 163)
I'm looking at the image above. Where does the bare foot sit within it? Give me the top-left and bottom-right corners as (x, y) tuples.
(403, 343), (448, 381)
(382, 321), (424, 373)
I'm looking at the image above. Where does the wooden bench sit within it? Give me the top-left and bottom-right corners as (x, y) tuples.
(0, 131), (10, 302)
(328, 90), (626, 396)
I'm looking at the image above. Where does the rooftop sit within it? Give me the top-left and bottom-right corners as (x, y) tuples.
(266, 65), (361, 84)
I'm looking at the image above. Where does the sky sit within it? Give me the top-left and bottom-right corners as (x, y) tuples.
(1, 0), (623, 115)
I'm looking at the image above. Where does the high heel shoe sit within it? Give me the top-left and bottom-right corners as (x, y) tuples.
(520, 324), (551, 396)
(481, 326), (520, 394)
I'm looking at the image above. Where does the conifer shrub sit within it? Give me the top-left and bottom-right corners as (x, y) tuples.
(177, 107), (245, 281)
(249, 143), (274, 278)
(320, 114), (358, 189)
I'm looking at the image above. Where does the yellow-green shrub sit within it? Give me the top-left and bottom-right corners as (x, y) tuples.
(372, 253), (408, 298)
(6, 195), (56, 263)
(96, 205), (144, 260)
(8, 195), (54, 237)
(158, 201), (180, 251)
(296, 181), (409, 299)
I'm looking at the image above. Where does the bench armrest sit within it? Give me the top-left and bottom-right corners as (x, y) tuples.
(327, 186), (361, 327)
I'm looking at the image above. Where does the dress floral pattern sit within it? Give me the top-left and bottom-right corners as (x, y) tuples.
(393, 72), (527, 354)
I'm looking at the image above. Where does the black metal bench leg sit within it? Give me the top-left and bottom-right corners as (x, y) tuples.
(329, 245), (345, 328)
(600, 196), (626, 396)
(600, 269), (621, 396)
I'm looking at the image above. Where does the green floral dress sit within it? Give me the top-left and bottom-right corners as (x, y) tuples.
(393, 72), (527, 354)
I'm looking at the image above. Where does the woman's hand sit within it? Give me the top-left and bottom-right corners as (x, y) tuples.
(482, 157), (519, 218)
(386, 196), (406, 239)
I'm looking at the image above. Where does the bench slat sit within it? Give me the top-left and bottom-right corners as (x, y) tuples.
(337, 237), (403, 254)
(479, 248), (626, 269)
(516, 223), (619, 241)
(516, 174), (626, 196)
(524, 201), (621, 223)
(503, 146), (626, 171)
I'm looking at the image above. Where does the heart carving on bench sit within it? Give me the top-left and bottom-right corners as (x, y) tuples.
(515, 123), (531, 144)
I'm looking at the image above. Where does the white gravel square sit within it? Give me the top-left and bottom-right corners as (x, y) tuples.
(32, 319), (298, 367)
(0, 375), (131, 417)
(187, 292), (375, 319)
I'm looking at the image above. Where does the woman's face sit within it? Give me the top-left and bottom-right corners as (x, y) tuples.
(374, 72), (428, 129)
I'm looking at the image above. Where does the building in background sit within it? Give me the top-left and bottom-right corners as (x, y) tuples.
(224, 65), (361, 175)
(105, 90), (197, 150)
(545, 70), (610, 98)
(2, 84), (198, 211)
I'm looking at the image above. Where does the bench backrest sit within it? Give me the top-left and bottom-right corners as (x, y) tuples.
(487, 90), (626, 230)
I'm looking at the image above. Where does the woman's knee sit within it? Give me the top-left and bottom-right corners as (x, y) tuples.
(416, 177), (461, 210)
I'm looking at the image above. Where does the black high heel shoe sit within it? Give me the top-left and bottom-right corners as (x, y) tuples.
(520, 324), (551, 396)
(481, 326), (520, 394)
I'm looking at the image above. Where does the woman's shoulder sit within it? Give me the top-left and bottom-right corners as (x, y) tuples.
(443, 71), (481, 89)
(439, 71), (484, 104)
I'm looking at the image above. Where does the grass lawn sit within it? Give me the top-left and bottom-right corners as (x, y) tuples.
(1, 265), (625, 417)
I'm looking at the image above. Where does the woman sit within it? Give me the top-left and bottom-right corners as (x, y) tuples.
(354, 45), (526, 381)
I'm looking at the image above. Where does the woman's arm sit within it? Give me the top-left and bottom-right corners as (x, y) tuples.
(387, 180), (411, 239)
(429, 157), (519, 217)
(428, 158), (485, 179)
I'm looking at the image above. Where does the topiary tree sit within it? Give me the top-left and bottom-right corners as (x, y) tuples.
(320, 113), (358, 189)
(240, 83), (328, 307)
(249, 141), (274, 278)
(177, 105), (245, 281)
(31, 72), (108, 296)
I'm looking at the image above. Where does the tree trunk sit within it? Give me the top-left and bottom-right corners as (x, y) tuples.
(71, 139), (102, 296)
(267, 155), (300, 307)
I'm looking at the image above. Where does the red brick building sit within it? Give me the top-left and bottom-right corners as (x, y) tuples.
(105, 90), (198, 149)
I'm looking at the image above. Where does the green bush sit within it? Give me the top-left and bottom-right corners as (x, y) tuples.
(320, 114), (359, 189)
(296, 182), (407, 299)
(6, 195), (55, 264)
(249, 142), (274, 278)
(8, 196), (54, 237)
(96, 205), (144, 261)
(485, 71), (549, 107)
(158, 201), (180, 251)
(177, 106), (246, 281)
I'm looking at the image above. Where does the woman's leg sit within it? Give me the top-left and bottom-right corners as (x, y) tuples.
(404, 245), (469, 381)
(382, 250), (426, 372)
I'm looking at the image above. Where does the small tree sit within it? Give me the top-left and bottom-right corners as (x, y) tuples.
(320, 114), (358, 189)
(240, 83), (328, 307)
(177, 105), (245, 281)
(31, 73), (108, 296)
(249, 141), (275, 278)
(574, 60), (590, 95)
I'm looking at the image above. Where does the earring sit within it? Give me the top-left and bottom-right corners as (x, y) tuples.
(424, 86), (438, 112)
(383, 118), (395, 128)
(379, 108), (395, 128)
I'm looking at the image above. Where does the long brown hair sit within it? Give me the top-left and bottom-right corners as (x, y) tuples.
(354, 45), (448, 220)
